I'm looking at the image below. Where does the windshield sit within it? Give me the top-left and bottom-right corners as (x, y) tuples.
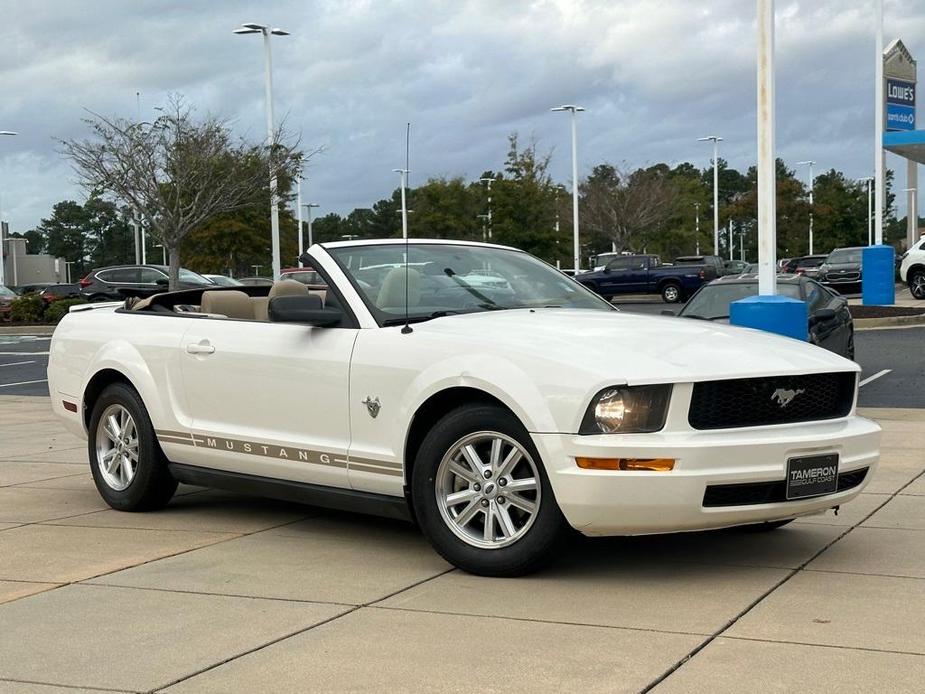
(328, 243), (613, 325)
(826, 248), (862, 265)
(178, 268), (212, 285)
(681, 282), (802, 320)
(206, 275), (243, 287)
(0, 286), (15, 298)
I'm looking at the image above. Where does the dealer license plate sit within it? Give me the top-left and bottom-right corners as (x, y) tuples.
(786, 454), (839, 500)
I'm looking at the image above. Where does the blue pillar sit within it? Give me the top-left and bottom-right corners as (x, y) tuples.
(730, 294), (808, 341)
(861, 245), (895, 306)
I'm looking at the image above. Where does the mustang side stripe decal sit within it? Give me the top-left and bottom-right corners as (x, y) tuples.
(154, 430), (401, 476)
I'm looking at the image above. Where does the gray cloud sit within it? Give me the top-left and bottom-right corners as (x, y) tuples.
(0, 0), (922, 233)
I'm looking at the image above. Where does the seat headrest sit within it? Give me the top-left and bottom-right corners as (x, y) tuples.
(269, 280), (310, 299)
(377, 268), (421, 309)
(200, 290), (254, 320)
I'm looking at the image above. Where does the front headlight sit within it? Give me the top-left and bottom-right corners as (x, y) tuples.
(579, 384), (672, 434)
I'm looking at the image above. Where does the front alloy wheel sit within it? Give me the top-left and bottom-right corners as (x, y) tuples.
(436, 432), (541, 549)
(910, 270), (925, 300)
(95, 404), (139, 491)
(412, 404), (567, 576)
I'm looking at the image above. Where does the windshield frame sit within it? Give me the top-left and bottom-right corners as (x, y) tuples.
(325, 242), (615, 328)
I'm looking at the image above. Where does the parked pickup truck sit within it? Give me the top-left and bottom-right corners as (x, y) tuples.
(577, 254), (717, 303)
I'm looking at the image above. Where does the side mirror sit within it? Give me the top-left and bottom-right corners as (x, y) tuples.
(602, 266), (611, 274)
(155, 278), (169, 286)
(811, 308), (837, 323)
(298, 251), (312, 267)
(268, 294), (342, 326)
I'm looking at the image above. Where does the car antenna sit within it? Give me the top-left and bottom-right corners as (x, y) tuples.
(401, 121), (413, 334)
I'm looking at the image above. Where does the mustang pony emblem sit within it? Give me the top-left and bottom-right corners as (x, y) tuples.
(363, 396), (381, 418)
(771, 387), (805, 408)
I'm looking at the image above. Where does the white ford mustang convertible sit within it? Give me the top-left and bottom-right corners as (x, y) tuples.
(48, 239), (880, 576)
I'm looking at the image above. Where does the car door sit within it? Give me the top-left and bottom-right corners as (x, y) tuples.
(600, 257), (635, 294)
(177, 315), (357, 489)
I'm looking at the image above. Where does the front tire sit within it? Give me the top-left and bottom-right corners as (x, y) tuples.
(909, 269), (925, 300)
(411, 405), (568, 577)
(87, 382), (177, 511)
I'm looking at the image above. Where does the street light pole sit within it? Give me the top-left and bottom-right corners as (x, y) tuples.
(698, 135), (723, 256)
(479, 177), (494, 240)
(0, 131), (17, 289)
(296, 176), (303, 267)
(551, 105), (585, 272)
(860, 177), (874, 245)
(302, 203), (319, 249)
(393, 169), (409, 238)
(797, 160), (816, 254)
(234, 23), (290, 280)
(694, 202), (701, 255)
(874, 0), (885, 246)
(755, 0), (776, 297)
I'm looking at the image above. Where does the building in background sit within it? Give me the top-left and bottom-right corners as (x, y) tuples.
(1, 235), (67, 287)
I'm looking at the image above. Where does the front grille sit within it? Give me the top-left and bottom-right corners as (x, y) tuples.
(689, 372), (856, 430)
(702, 467), (868, 507)
(826, 271), (861, 282)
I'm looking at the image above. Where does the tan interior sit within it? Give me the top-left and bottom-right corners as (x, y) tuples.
(199, 290), (254, 320)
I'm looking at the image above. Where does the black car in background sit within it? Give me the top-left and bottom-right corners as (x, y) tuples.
(675, 274), (854, 359)
(79, 265), (212, 301)
(818, 247), (863, 293)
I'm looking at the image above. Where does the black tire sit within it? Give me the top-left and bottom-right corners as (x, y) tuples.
(909, 269), (925, 300)
(661, 282), (683, 303)
(738, 519), (795, 532)
(411, 404), (568, 577)
(87, 382), (177, 511)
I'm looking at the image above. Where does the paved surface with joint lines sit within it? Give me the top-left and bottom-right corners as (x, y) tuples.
(0, 395), (923, 692)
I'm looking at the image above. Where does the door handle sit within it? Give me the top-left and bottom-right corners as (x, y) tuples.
(185, 341), (215, 355)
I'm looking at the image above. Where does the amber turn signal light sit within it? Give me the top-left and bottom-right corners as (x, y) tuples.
(575, 457), (675, 472)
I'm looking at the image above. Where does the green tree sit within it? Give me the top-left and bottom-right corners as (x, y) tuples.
(409, 177), (481, 240)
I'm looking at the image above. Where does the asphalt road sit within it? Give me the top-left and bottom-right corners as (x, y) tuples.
(1, 324), (922, 408)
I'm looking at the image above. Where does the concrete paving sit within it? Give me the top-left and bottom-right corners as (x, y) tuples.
(0, 396), (923, 692)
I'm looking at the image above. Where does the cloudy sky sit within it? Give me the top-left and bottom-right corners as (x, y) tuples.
(1, 0), (923, 234)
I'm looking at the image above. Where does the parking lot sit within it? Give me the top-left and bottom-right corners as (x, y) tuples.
(1, 395), (924, 692)
(1, 311), (925, 692)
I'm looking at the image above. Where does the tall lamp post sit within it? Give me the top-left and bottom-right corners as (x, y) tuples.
(479, 177), (494, 240)
(551, 105), (584, 273)
(393, 168), (409, 238)
(797, 160), (816, 254)
(302, 202), (320, 249)
(860, 176), (874, 245)
(0, 130), (17, 289)
(693, 202), (701, 255)
(698, 135), (723, 256)
(234, 22), (289, 280)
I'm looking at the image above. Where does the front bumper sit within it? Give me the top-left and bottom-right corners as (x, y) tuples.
(531, 414), (880, 536)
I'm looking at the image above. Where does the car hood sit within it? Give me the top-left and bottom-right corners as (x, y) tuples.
(410, 309), (857, 385)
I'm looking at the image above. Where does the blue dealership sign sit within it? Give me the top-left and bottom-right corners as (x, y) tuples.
(886, 103), (916, 131)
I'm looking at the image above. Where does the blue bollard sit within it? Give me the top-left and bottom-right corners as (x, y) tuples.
(729, 294), (808, 341)
(861, 245), (896, 306)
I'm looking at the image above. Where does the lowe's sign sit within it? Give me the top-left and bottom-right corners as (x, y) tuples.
(886, 78), (916, 131)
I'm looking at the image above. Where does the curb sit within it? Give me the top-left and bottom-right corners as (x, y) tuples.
(855, 314), (925, 330)
(0, 325), (56, 336)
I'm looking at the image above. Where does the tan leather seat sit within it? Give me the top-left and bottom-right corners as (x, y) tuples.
(377, 268), (421, 309)
(253, 280), (312, 321)
(200, 290), (254, 320)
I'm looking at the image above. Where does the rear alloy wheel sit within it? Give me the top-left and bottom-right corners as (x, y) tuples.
(412, 405), (567, 576)
(661, 282), (682, 303)
(910, 270), (925, 300)
(88, 382), (177, 511)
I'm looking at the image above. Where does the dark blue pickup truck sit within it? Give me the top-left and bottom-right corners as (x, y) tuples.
(576, 254), (719, 303)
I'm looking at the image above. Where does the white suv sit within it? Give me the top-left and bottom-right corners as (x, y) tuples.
(899, 238), (925, 299)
